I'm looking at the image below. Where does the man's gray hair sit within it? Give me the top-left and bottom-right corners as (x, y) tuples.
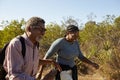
(25, 17), (45, 31)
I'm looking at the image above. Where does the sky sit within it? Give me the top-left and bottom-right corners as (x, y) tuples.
(0, 0), (120, 26)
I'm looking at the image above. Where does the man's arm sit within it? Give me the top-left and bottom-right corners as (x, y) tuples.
(39, 59), (62, 72)
(35, 59), (62, 80)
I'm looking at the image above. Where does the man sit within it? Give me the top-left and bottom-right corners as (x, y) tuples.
(3, 17), (61, 80)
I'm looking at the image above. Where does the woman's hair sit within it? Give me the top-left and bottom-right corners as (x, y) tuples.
(66, 25), (79, 32)
(64, 25), (79, 37)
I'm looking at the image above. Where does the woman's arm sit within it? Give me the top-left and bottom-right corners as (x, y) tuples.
(80, 57), (99, 69)
(77, 42), (99, 69)
(44, 38), (62, 59)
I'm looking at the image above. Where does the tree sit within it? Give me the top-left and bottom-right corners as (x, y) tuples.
(0, 19), (25, 48)
(114, 16), (120, 28)
(61, 16), (80, 27)
(40, 23), (65, 50)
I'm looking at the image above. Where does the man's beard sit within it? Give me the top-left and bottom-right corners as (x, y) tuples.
(36, 36), (42, 42)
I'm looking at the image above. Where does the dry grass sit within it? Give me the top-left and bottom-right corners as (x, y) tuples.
(78, 73), (105, 80)
(41, 66), (105, 80)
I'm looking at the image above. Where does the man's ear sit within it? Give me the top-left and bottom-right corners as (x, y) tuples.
(28, 26), (31, 32)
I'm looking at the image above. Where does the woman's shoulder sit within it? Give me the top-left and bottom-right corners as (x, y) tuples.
(56, 37), (64, 41)
(53, 37), (65, 44)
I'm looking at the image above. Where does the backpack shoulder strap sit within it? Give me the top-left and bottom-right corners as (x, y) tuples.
(0, 36), (26, 65)
(0, 43), (9, 64)
(17, 36), (26, 58)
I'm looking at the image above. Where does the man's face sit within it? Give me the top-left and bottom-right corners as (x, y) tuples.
(32, 23), (46, 42)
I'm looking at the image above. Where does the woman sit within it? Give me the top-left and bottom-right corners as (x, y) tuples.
(44, 25), (99, 80)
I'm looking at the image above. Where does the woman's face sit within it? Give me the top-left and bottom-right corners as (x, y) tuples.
(67, 31), (79, 41)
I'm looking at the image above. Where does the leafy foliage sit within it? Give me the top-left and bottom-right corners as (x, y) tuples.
(0, 19), (25, 48)
(40, 23), (65, 50)
(0, 15), (120, 79)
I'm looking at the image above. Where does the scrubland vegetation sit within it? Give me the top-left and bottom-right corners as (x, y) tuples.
(0, 15), (120, 80)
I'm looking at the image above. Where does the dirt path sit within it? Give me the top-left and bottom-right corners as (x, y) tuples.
(42, 68), (105, 80)
(78, 73), (105, 80)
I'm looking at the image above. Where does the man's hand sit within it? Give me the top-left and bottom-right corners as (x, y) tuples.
(52, 61), (62, 72)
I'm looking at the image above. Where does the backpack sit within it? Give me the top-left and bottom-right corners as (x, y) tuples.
(0, 36), (26, 80)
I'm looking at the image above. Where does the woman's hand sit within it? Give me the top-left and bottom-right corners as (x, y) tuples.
(91, 62), (99, 69)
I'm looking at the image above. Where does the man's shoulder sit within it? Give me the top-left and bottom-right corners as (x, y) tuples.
(9, 35), (24, 46)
